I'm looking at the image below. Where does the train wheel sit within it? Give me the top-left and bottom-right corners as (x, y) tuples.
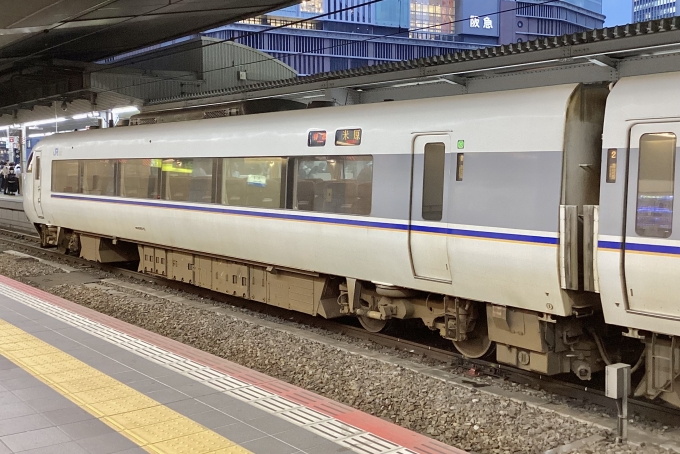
(452, 310), (494, 359)
(358, 314), (388, 333)
(357, 298), (388, 333)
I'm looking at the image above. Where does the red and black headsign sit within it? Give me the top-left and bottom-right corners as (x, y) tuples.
(335, 129), (362, 146)
(308, 130), (327, 147)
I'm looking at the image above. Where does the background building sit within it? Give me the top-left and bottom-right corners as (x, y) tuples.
(498, 0), (604, 45)
(204, 0), (479, 76)
(633, 0), (677, 22)
(203, 0), (604, 75)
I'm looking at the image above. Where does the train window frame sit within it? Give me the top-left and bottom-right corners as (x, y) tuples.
(294, 155), (373, 216)
(80, 159), (117, 197)
(51, 159), (81, 193)
(161, 158), (216, 204)
(219, 156), (287, 210)
(422, 143), (446, 221)
(119, 159), (162, 200)
(635, 132), (677, 238)
(26, 153), (34, 174)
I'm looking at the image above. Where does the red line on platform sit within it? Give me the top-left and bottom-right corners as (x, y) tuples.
(0, 275), (468, 454)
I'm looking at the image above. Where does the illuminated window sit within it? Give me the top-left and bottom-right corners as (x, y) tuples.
(636, 133), (677, 238)
(239, 15), (319, 30)
(410, 0), (455, 39)
(300, 0), (324, 13)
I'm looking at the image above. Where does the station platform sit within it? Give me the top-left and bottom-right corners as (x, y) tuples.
(0, 194), (32, 234)
(0, 275), (466, 454)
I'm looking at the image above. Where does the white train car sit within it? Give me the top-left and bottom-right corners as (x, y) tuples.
(599, 72), (680, 407)
(28, 73), (680, 403)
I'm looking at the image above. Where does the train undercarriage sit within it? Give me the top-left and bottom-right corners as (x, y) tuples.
(41, 225), (679, 408)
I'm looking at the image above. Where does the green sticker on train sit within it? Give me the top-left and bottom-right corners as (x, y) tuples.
(457, 140), (465, 150)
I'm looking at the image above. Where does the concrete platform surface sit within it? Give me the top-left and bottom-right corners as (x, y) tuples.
(0, 275), (466, 454)
(0, 194), (32, 233)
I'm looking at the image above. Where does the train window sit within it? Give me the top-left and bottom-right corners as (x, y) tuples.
(162, 158), (215, 203)
(220, 157), (285, 209)
(456, 153), (464, 182)
(26, 153), (33, 174)
(81, 160), (116, 196)
(422, 143), (445, 221)
(51, 160), (80, 193)
(295, 156), (372, 215)
(636, 133), (677, 238)
(120, 159), (161, 200)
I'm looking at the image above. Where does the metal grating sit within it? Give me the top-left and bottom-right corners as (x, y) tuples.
(250, 396), (301, 414)
(203, 108), (237, 119)
(307, 419), (364, 441)
(133, 118), (158, 125)
(278, 407), (332, 426)
(339, 433), (401, 454)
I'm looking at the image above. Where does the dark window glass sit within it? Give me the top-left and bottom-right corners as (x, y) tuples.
(295, 156), (372, 215)
(162, 158), (214, 203)
(120, 159), (161, 199)
(456, 153), (464, 182)
(422, 143), (445, 221)
(51, 160), (80, 193)
(636, 133), (677, 238)
(220, 157), (285, 209)
(81, 160), (116, 196)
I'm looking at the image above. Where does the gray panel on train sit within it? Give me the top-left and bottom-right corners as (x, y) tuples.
(370, 154), (412, 220)
(447, 151), (564, 232)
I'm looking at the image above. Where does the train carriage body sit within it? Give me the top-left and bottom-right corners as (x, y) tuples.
(24, 84), (587, 315)
(599, 73), (680, 404)
(20, 71), (680, 407)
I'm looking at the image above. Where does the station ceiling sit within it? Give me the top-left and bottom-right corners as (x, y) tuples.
(0, 1), (298, 63)
(0, 0), (299, 122)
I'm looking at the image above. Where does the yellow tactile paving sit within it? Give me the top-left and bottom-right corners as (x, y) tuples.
(0, 319), (252, 454)
(107, 406), (184, 431)
(54, 375), (120, 394)
(148, 431), (247, 454)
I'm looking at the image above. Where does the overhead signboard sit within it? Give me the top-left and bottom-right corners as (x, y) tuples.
(457, 0), (500, 37)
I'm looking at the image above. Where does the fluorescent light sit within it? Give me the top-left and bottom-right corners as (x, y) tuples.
(72, 113), (89, 120)
(390, 79), (442, 88)
(23, 117), (67, 127)
(28, 133), (46, 138)
(111, 106), (139, 114)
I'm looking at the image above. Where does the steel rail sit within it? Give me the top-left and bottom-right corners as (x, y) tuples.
(0, 230), (677, 425)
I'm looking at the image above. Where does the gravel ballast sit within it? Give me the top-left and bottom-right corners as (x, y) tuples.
(0, 251), (673, 454)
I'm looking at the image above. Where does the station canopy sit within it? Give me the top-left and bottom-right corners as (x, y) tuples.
(0, 0), (299, 123)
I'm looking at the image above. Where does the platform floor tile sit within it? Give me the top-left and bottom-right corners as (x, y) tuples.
(0, 275), (468, 454)
(0, 319), (249, 454)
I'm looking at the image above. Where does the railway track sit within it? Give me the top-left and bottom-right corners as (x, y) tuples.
(0, 227), (678, 426)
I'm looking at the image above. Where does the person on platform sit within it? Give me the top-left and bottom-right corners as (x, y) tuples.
(0, 162), (9, 195)
(14, 164), (20, 195)
(5, 167), (17, 196)
(0, 161), (5, 195)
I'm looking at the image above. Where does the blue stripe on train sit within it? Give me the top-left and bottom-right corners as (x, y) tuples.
(599, 240), (680, 255)
(51, 194), (558, 246)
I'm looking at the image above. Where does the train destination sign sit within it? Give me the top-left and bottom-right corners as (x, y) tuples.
(308, 130), (327, 147)
(335, 129), (362, 146)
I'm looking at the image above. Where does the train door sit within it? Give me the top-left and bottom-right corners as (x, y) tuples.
(32, 151), (44, 218)
(624, 123), (680, 317)
(409, 135), (452, 282)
